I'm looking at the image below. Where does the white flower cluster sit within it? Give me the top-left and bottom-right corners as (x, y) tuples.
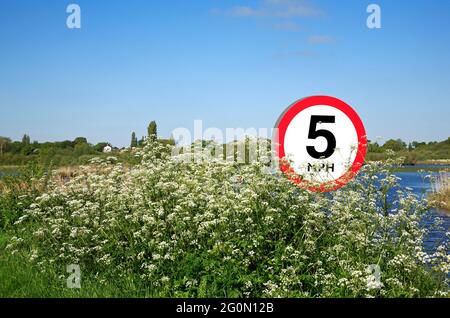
(7, 140), (449, 297)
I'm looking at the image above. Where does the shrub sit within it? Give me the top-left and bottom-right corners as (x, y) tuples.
(430, 171), (450, 211)
(5, 140), (449, 297)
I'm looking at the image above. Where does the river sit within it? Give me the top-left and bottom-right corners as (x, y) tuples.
(394, 169), (449, 252)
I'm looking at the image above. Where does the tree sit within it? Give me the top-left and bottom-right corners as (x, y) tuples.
(0, 136), (11, 156)
(382, 139), (407, 152)
(408, 142), (413, 151)
(94, 142), (108, 152)
(21, 134), (30, 145)
(60, 140), (73, 149)
(147, 121), (157, 141)
(74, 142), (92, 156)
(130, 132), (138, 148)
(368, 140), (382, 153)
(138, 136), (145, 147)
(72, 137), (88, 147)
(412, 141), (426, 149)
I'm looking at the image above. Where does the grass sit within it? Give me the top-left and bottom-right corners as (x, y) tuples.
(0, 233), (159, 297)
(391, 166), (449, 173)
(417, 159), (450, 165)
(430, 171), (450, 211)
(0, 141), (448, 298)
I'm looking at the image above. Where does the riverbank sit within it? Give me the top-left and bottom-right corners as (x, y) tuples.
(392, 166), (449, 173)
(417, 159), (450, 165)
(429, 172), (450, 212)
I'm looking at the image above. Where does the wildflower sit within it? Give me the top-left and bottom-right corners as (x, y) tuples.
(6, 139), (449, 298)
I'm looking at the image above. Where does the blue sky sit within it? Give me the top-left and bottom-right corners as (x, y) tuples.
(0, 0), (449, 147)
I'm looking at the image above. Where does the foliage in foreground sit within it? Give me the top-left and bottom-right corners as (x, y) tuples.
(2, 140), (450, 297)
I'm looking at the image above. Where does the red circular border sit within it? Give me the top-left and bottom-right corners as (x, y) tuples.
(274, 96), (367, 192)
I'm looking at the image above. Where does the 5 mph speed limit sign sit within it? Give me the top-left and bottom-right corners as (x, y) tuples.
(274, 96), (367, 192)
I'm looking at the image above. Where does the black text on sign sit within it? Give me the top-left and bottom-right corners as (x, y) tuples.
(274, 96), (367, 192)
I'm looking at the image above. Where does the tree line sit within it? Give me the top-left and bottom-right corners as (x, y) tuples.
(366, 137), (450, 163)
(130, 120), (158, 148)
(0, 129), (448, 166)
(0, 120), (174, 166)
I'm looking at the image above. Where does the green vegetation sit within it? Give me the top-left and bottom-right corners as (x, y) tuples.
(0, 121), (173, 168)
(1, 132), (449, 169)
(147, 120), (158, 142)
(0, 240), (149, 297)
(429, 172), (450, 211)
(366, 137), (450, 164)
(131, 132), (138, 148)
(0, 134), (115, 167)
(0, 125), (448, 297)
(0, 139), (448, 298)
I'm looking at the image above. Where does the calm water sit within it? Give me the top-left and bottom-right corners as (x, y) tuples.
(394, 170), (449, 252)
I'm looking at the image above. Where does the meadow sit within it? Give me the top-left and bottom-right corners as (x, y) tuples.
(0, 139), (449, 298)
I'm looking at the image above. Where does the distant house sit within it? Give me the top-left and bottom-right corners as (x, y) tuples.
(103, 144), (112, 153)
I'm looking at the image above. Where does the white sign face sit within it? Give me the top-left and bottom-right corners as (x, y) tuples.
(283, 105), (358, 183)
(275, 96), (367, 192)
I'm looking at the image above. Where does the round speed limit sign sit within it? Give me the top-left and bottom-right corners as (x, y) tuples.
(274, 96), (367, 192)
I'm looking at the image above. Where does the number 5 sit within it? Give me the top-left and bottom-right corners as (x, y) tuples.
(306, 115), (336, 159)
